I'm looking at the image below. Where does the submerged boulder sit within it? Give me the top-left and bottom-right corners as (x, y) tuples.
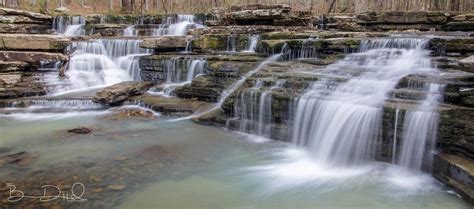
(93, 81), (154, 106)
(68, 127), (93, 134)
(103, 107), (157, 120)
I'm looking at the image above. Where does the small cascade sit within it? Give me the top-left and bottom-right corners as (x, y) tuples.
(291, 38), (437, 167)
(53, 16), (86, 36)
(159, 58), (207, 84)
(49, 39), (151, 94)
(123, 25), (138, 36)
(186, 59), (206, 81)
(227, 35), (237, 52)
(152, 15), (204, 36)
(243, 35), (259, 52)
(280, 38), (319, 60)
(184, 40), (193, 53)
(397, 83), (444, 170)
(231, 79), (286, 137)
(1, 99), (105, 111)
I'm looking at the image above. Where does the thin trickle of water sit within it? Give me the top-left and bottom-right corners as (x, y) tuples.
(292, 38), (436, 167)
(227, 35), (237, 52)
(392, 108), (400, 164)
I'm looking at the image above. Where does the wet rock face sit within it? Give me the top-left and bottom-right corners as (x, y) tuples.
(438, 107), (474, 161)
(433, 153), (474, 203)
(93, 81), (154, 106)
(0, 8), (53, 34)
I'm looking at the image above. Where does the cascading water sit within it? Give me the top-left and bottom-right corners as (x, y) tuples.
(53, 16), (86, 36)
(123, 26), (138, 36)
(148, 58), (207, 96)
(291, 38), (437, 167)
(397, 83), (444, 170)
(243, 35), (259, 52)
(49, 39), (151, 94)
(231, 79), (286, 137)
(227, 35), (237, 52)
(152, 15), (204, 36)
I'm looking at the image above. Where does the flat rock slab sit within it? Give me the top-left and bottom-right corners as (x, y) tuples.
(93, 81), (154, 105)
(0, 34), (70, 51)
(140, 36), (192, 51)
(0, 51), (68, 63)
(133, 94), (213, 116)
(0, 8), (51, 21)
(459, 55), (474, 73)
(433, 153), (474, 204)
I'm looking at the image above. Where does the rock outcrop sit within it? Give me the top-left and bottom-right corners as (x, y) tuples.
(93, 81), (154, 105)
(433, 153), (474, 203)
(0, 34), (70, 52)
(0, 8), (53, 34)
(208, 4), (312, 26)
(140, 36), (192, 51)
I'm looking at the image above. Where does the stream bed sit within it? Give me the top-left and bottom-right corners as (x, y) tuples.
(0, 106), (470, 208)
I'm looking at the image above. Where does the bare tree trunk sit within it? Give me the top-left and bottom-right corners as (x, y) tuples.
(161, 0), (167, 14)
(108, 0), (113, 12)
(327, 0), (336, 13)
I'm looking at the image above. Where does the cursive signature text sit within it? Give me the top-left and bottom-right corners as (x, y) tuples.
(6, 182), (87, 202)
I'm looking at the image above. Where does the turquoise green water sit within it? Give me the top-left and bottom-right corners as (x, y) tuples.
(0, 109), (470, 209)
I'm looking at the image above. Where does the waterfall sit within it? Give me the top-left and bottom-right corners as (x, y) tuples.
(184, 40), (193, 53)
(291, 38), (436, 166)
(227, 35), (237, 52)
(159, 58), (207, 84)
(243, 35), (259, 52)
(53, 16), (86, 36)
(49, 39), (151, 94)
(186, 59), (206, 81)
(146, 58), (207, 96)
(152, 15), (204, 36)
(123, 25), (138, 36)
(231, 79), (286, 137)
(397, 83), (444, 170)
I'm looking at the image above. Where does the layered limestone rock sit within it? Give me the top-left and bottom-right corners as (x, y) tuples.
(0, 34), (70, 52)
(433, 153), (474, 203)
(0, 72), (46, 99)
(93, 81), (154, 105)
(140, 36), (192, 51)
(132, 94), (213, 116)
(0, 51), (68, 66)
(0, 8), (53, 34)
(208, 4), (312, 26)
(459, 55), (474, 73)
(326, 12), (474, 31)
